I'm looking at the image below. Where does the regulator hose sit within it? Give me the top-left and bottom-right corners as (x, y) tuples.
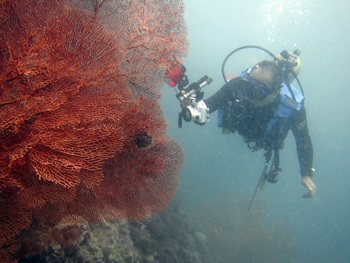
(220, 45), (304, 97)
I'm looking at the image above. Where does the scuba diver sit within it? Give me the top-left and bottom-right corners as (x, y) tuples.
(165, 46), (316, 204)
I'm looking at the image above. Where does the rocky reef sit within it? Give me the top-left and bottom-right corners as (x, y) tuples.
(18, 200), (208, 263)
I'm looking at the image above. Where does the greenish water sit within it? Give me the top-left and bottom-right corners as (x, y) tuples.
(162, 1), (350, 262)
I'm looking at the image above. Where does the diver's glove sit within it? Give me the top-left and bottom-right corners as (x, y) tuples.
(301, 175), (317, 198)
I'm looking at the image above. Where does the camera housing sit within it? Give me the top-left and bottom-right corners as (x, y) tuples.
(164, 65), (213, 128)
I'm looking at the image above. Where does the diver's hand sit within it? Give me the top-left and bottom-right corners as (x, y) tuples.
(301, 175), (316, 198)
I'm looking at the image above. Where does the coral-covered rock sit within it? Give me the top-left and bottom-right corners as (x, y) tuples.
(19, 201), (207, 263)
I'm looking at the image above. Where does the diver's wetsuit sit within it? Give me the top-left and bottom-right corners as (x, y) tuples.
(204, 77), (314, 177)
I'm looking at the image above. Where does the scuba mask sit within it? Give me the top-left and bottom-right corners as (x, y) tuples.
(241, 67), (281, 108)
(243, 66), (281, 94)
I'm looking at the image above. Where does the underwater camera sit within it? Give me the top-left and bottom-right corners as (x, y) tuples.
(164, 64), (212, 127)
(176, 75), (212, 126)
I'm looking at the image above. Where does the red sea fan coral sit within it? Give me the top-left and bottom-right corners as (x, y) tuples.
(0, 0), (187, 260)
(98, 97), (184, 221)
(29, 84), (128, 189)
(71, 0), (189, 98)
(0, 1), (129, 187)
(32, 97), (183, 224)
(0, 189), (32, 246)
(0, 0), (129, 251)
(100, 137), (184, 221)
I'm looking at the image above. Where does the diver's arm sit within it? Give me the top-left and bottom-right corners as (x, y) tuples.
(291, 106), (316, 197)
(204, 82), (232, 113)
(204, 78), (245, 114)
(291, 107), (314, 177)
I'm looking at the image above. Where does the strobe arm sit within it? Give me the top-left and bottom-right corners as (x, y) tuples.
(176, 75), (213, 107)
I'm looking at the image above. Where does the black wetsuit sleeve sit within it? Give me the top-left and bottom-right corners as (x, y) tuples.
(204, 81), (233, 114)
(290, 106), (314, 177)
(204, 78), (251, 114)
